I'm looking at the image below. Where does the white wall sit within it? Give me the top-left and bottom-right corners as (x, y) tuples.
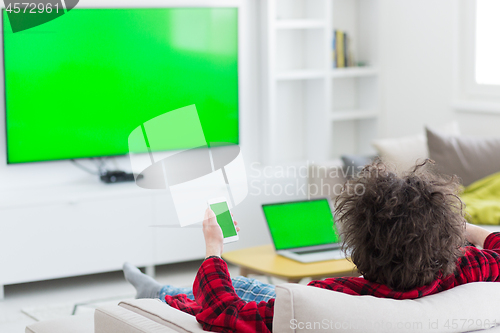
(378, 0), (500, 139)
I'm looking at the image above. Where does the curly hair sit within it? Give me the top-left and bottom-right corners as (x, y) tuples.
(334, 159), (466, 291)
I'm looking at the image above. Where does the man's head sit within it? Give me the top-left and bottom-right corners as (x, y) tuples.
(335, 159), (466, 291)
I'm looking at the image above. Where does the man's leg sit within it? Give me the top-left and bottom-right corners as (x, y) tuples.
(123, 262), (162, 299)
(124, 263), (276, 302)
(159, 285), (194, 302)
(159, 276), (276, 302)
(231, 276), (276, 302)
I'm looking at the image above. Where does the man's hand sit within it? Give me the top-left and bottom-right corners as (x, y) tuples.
(465, 223), (491, 248)
(203, 208), (240, 258)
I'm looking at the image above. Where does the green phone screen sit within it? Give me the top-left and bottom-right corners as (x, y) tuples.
(210, 201), (237, 238)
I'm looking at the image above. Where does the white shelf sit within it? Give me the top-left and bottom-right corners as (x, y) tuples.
(331, 67), (379, 78)
(275, 19), (326, 29)
(330, 109), (379, 121)
(263, 0), (380, 163)
(276, 69), (326, 80)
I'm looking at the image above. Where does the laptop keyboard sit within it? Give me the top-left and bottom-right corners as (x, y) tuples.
(293, 247), (341, 255)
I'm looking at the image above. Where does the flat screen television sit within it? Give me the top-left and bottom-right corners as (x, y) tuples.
(3, 8), (238, 164)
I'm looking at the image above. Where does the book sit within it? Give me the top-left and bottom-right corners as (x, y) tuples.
(333, 30), (356, 67)
(346, 34), (355, 67)
(343, 32), (348, 67)
(336, 30), (345, 68)
(332, 31), (336, 68)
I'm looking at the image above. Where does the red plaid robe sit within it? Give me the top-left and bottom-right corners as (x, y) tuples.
(165, 232), (500, 333)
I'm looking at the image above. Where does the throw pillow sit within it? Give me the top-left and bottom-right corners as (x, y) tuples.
(426, 127), (500, 186)
(372, 122), (460, 172)
(341, 154), (376, 178)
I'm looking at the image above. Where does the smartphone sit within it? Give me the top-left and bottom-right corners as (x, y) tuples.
(207, 197), (239, 244)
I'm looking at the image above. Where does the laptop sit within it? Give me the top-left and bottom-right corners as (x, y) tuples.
(262, 198), (345, 263)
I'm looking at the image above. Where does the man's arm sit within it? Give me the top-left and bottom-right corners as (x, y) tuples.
(465, 223), (492, 248)
(193, 257), (274, 333)
(458, 224), (500, 283)
(203, 208), (234, 258)
(192, 209), (274, 333)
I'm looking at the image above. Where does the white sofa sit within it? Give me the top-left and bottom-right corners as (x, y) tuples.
(26, 282), (500, 332)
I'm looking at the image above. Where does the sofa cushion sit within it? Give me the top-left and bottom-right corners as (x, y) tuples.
(273, 282), (500, 333)
(426, 127), (500, 186)
(308, 162), (347, 200)
(118, 299), (208, 333)
(95, 304), (178, 333)
(372, 134), (428, 171)
(372, 122), (460, 172)
(341, 154), (376, 178)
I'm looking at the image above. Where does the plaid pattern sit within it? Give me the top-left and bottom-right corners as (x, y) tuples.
(165, 260), (274, 332)
(232, 276), (276, 302)
(160, 276), (275, 303)
(160, 285), (193, 302)
(164, 232), (500, 333)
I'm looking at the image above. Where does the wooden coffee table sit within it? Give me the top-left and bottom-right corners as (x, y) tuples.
(222, 244), (358, 283)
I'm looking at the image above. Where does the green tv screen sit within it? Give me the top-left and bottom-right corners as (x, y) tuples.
(3, 8), (238, 164)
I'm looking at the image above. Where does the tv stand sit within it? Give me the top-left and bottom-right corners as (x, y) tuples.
(0, 180), (209, 299)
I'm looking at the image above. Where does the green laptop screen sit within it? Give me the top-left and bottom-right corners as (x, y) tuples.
(262, 199), (339, 250)
(3, 8), (238, 163)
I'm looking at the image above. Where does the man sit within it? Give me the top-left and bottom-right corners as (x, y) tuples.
(124, 160), (500, 333)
